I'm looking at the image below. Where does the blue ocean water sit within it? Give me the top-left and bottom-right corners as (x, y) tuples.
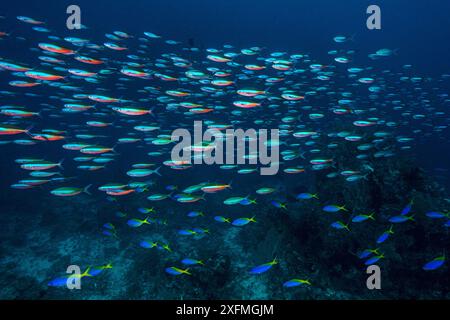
(0, 0), (449, 299)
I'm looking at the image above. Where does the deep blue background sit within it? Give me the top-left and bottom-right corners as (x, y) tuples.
(2, 0), (450, 74)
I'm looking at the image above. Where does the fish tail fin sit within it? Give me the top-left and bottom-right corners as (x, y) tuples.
(341, 205), (348, 211)
(388, 225), (394, 234)
(312, 193), (319, 199)
(84, 184), (92, 195)
(184, 268), (191, 275)
(58, 159), (65, 170)
(73, 43), (86, 55)
(25, 124), (34, 136)
(112, 144), (120, 155)
(154, 166), (162, 176)
(82, 266), (93, 277)
(149, 107), (157, 119)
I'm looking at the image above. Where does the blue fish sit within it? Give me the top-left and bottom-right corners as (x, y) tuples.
(376, 226), (394, 244)
(232, 217), (256, 226)
(330, 221), (350, 231)
(239, 198), (257, 205)
(423, 256), (445, 271)
(365, 254), (384, 265)
(283, 279), (311, 287)
(388, 215), (414, 223)
(214, 216), (230, 223)
(48, 276), (70, 287)
(425, 211), (447, 219)
(400, 201), (413, 215)
(296, 193), (318, 200)
(323, 205), (348, 213)
(358, 248), (379, 259)
(181, 258), (204, 265)
(165, 267), (191, 275)
(249, 258), (278, 275)
(139, 240), (158, 249)
(271, 200), (287, 210)
(187, 211), (204, 217)
(352, 213), (375, 223)
(178, 229), (197, 236)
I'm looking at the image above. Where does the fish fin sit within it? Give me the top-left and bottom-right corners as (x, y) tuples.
(58, 159), (65, 170)
(82, 266), (92, 277)
(84, 184), (92, 195)
(153, 166), (162, 176)
(112, 144), (120, 155)
(24, 124), (34, 137)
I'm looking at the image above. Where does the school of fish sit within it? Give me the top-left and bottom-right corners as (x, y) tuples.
(0, 14), (449, 292)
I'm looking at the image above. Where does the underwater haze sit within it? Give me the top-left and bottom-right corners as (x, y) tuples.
(0, 0), (449, 299)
